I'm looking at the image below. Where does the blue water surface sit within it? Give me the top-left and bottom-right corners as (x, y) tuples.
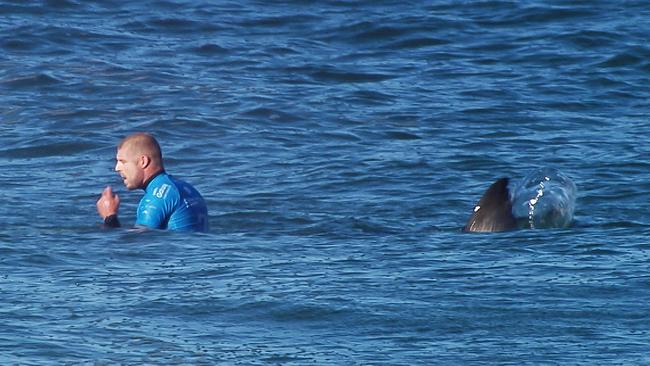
(2, 0), (650, 364)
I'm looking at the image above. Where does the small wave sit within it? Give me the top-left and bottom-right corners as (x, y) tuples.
(2, 39), (38, 51)
(1, 73), (62, 89)
(126, 17), (223, 34)
(310, 67), (394, 84)
(318, 131), (362, 142)
(22, 253), (59, 266)
(473, 5), (598, 27)
(599, 52), (644, 69)
(239, 107), (301, 122)
(385, 131), (421, 140)
(326, 21), (411, 45)
(346, 90), (396, 106)
(643, 63), (650, 73)
(557, 29), (618, 49)
(385, 37), (450, 50)
(236, 14), (322, 28)
(0, 141), (97, 159)
(351, 218), (401, 235)
(43, 0), (80, 9)
(150, 17), (199, 29)
(191, 43), (228, 56)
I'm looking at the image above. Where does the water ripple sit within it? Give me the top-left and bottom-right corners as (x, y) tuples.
(2, 0), (650, 364)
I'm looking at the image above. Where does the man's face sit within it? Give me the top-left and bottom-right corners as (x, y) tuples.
(115, 146), (144, 190)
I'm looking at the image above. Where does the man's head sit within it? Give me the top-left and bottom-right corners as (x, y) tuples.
(115, 133), (164, 190)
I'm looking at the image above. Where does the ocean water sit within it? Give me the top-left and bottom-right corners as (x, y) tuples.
(2, 0), (650, 364)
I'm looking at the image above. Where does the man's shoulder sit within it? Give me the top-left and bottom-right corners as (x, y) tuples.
(168, 175), (203, 197)
(145, 174), (181, 202)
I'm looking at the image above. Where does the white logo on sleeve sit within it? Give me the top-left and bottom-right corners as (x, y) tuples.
(153, 184), (170, 199)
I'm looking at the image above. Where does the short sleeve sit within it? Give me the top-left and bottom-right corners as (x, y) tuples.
(136, 196), (168, 229)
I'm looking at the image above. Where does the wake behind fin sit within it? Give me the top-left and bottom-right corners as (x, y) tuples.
(463, 178), (517, 233)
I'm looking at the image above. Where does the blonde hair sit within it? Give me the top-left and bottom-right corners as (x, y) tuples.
(118, 132), (163, 166)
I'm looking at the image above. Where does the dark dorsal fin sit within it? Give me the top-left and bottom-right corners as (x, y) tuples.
(463, 177), (517, 233)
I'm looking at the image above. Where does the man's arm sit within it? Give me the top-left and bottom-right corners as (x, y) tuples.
(135, 197), (168, 230)
(97, 186), (121, 228)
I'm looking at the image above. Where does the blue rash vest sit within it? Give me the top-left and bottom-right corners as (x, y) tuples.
(136, 172), (209, 232)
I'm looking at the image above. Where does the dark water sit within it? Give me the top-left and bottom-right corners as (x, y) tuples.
(2, 0), (650, 364)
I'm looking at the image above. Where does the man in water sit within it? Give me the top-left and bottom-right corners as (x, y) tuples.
(96, 132), (209, 232)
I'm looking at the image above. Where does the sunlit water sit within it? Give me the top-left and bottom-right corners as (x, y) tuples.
(2, 1), (650, 364)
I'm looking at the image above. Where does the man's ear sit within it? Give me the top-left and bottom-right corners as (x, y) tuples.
(139, 155), (151, 169)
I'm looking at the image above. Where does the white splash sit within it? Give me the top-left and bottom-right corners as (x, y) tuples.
(526, 176), (550, 229)
(511, 168), (576, 229)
